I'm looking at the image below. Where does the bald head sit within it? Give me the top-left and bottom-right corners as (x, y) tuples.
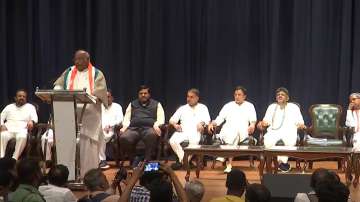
(73, 50), (90, 71)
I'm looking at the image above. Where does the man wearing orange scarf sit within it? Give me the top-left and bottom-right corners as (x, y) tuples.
(54, 50), (108, 177)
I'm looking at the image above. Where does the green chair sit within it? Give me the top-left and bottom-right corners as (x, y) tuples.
(305, 104), (352, 170)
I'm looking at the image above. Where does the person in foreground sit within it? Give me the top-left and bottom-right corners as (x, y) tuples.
(210, 169), (247, 202)
(118, 162), (189, 202)
(9, 158), (45, 202)
(245, 183), (271, 202)
(294, 168), (351, 202)
(39, 164), (77, 202)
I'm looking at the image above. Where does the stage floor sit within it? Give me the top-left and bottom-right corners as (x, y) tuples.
(74, 160), (360, 201)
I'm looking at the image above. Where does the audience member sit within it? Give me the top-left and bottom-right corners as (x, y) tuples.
(184, 180), (205, 202)
(294, 168), (350, 202)
(119, 162), (188, 202)
(38, 165), (77, 202)
(245, 183), (271, 202)
(210, 169), (247, 202)
(0, 170), (14, 202)
(315, 181), (350, 202)
(9, 158), (45, 202)
(79, 168), (119, 202)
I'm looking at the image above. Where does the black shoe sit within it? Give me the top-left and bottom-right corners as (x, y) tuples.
(278, 163), (291, 173)
(99, 160), (110, 169)
(171, 162), (183, 170)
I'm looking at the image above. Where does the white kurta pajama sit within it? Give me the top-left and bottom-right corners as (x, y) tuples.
(263, 102), (304, 163)
(0, 103), (38, 159)
(214, 101), (257, 145)
(346, 109), (360, 151)
(100, 102), (123, 161)
(54, 65), (107, 177)
(169, 103), (210, 162)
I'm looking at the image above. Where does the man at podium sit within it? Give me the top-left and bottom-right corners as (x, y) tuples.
(53, 50), (108, 177)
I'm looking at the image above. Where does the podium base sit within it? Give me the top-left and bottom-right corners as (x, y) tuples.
(68, 181), (87, 190)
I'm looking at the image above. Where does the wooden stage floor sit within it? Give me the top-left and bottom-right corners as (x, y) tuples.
(74, 160), (360, 202)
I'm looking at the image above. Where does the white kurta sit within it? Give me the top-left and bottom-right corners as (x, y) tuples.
(0, 103), (38, 159)
(345, 109), (360, 151)
(263, 102), (304, 163)
(169, 103), (210, 162)
(214, 101), (257, 145)
(99, 102), (123, 160)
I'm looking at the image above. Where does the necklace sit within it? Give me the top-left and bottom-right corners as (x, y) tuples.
(271, 104), (286, 130)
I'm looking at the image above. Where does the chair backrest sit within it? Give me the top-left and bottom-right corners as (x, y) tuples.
(309, 104), (342, 139)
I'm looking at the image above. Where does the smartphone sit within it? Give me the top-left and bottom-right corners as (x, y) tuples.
(144, 162), (160, 172)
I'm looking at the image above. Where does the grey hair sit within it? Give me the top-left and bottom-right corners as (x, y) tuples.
(185, 180), (205, 202)
(350, 93), (360, 98)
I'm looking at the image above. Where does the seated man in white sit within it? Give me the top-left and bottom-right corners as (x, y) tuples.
(99, 90), (123, 169)
(0, 89), (38, 160)
(345, 92), (360, 151)
(208, 86), (257, 173)
(257, 87), (305, 172)
(169, 88), (211, 170)
(39, 164), (77, 202)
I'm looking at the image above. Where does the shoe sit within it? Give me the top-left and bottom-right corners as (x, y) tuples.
(171, 162), (183, 170)
(278, 163), (291, 173)
(224, 164), (232, 173)
(216, 157), (225, 162)
(99, 160), (110, 169)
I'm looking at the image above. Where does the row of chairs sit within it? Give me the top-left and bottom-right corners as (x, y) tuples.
(7, 104), (354, 173)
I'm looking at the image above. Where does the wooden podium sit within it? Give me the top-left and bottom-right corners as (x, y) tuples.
(35, 89), (96, 184)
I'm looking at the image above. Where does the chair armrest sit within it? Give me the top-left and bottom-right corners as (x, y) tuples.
(297, 127), (306, 146)
(257, 125), (269, 146)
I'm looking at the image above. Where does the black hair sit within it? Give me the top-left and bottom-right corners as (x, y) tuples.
(226, 169), (247, 191)
(138, 85), (151, 94)
(245, 183), (271, 202)
(48, 164), (69, 187)
(310, 168), (339, 189)
(148, 178), (173, 202)
(17, 158), (41, 185)
(234, 86), (247, 95)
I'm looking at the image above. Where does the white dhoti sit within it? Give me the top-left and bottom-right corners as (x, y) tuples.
(78, 103), (102, 177)
(169, 130), (201, 162)
(41, 129), (54, 161)
(99, 130), (113, 161)
(353, 132), (360, 151)
(0, 129), (27, 160)
(264, 128), (297, 163)
(217, 125), (248, 145)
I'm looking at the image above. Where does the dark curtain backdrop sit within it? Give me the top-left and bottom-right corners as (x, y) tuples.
(1, 0), (360, 124)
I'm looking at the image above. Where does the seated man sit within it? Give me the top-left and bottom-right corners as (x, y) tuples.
(208, 86), (256, 173)
(169, 88), (210, 170)
(99, 90), (123, 169)
(257, 87), (305, 172)
(210, 169), (247, 202)
(0, 89), (38, 160)
(345, 92), (360, 151)
(119, 85), (165, 167)
(39, 164), (77, 202)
